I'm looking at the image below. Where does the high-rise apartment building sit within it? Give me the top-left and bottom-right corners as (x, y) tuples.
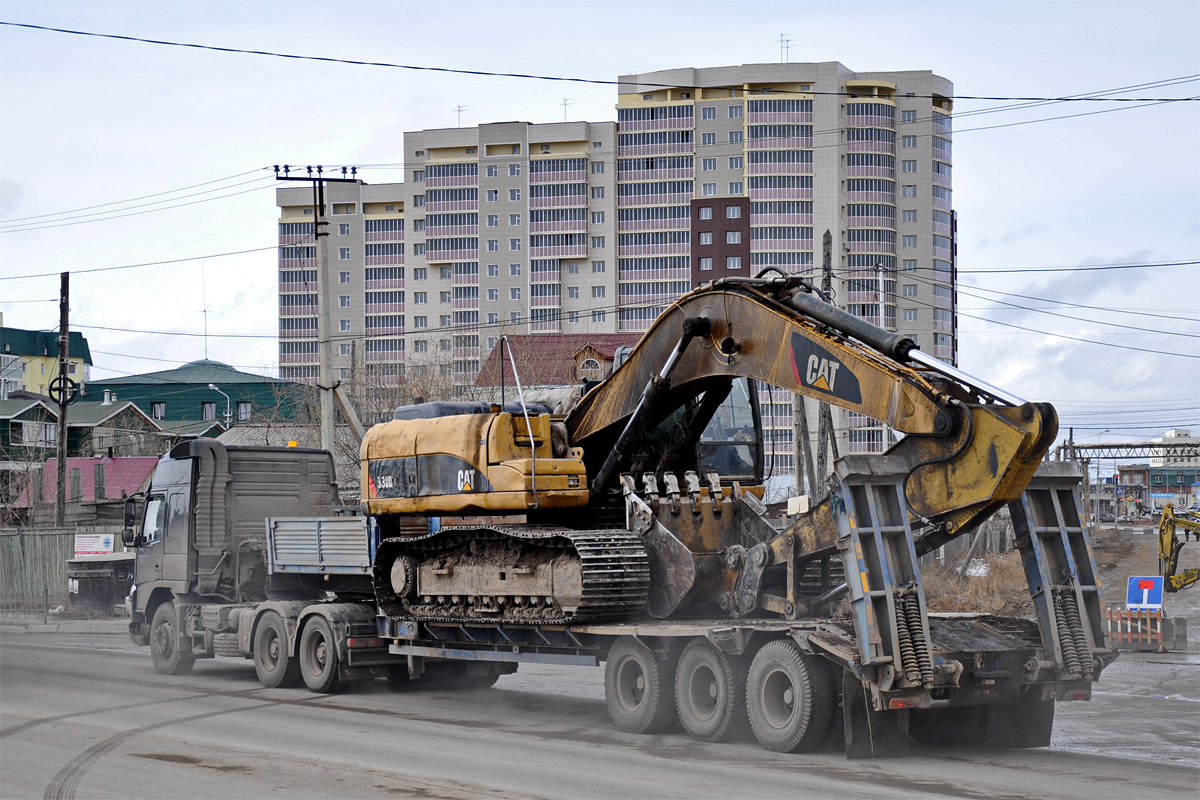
(277, 62), (955, 463)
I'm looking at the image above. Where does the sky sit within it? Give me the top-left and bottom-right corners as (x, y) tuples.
(1, 0), (1197, 453)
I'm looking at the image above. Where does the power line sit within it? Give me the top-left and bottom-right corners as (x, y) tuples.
(959, 259), (1197, 275)
(0, 246), (276, 281)
(960, 285), (1200, 323)
(3, 22), (1197, 103)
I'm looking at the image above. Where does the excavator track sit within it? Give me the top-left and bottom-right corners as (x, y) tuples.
(374, 525), (650, 624)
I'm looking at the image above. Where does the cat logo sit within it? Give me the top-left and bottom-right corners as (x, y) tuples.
(457, 469), (476, 493)
(790, 333), (862, 404)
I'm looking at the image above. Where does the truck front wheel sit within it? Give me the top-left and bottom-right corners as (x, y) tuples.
(604, 637), (675, 734)
(254, 611), (301, 688)
(298, 616), (341, 693)
(150, 602), (195, 676)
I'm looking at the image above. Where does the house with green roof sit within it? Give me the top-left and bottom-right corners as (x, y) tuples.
(87, 359), (311, 427)
(0, 317), (93, 398)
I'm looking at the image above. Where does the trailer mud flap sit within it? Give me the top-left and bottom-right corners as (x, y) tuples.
(843, 670), (910, 759)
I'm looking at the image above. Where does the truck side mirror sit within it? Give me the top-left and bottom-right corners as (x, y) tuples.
(122, 495), (140, 547)
(121, 527), (138, 548)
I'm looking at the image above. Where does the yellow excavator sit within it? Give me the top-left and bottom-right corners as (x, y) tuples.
(1159, 503), (1200, 592)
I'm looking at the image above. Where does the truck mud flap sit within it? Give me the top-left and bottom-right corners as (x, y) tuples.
(843, 671), (910, 759)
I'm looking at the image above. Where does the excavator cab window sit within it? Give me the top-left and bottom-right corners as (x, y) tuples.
(697, 378), (762, 483)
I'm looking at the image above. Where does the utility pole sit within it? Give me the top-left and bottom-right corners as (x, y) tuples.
(455, 105), (468, 127)
(54, 272), (69, 527)
(560, 98), (574, 122)
(814, 231), (840, 494)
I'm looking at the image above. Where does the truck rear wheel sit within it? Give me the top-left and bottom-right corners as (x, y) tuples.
(299, 616), (341, 693)
(253, 611), (301, 689)
(746, 639), (831, 753)
(150, 602), (195, 676)
(675, 638), (750, 742)
(604, 637), (675, 734)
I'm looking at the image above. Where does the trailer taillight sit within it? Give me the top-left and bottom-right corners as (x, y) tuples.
(888, 698), (920, 709)
(346, 637), (384, 648)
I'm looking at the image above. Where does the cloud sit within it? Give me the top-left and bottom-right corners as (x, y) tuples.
(0, 180), (29, 217)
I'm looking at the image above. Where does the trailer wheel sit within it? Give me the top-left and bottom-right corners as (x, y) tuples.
(746, 639), (832, 753)
(674, 638), (750, 742)
(253, 611), (301, 689)
(149, 601), (195, 676)
(605, 637), (675, 734)
(298, 616), (341, 693)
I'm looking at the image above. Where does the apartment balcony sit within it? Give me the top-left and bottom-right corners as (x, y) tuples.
(846, 190), (895, 204)
(933, 344), (954, 359)
(364, 302), (404, 314)
(281, 353), (319, 365)
(365, 254), (405, 266)
(617, 142), (695, 157)
(846, 165), (895, 180)
(749, 213), (813, 226)
(364, 278), (404, 291)
(747, 111), (812, 125)
(747, 186), (813, 201)
(933, 242), (953, 260)
(933, 116), (953, 136)
(278, 329), (316, 340)
(933, 317), (953, 332)
(747, 136), (813, 150)
(847, 216), (895, 229)
(748, 161), (813, 176)
(933, 221), (952, 236)
(617, 218), (691, 233)
(365, 230), (404, 243)
(426, 199), (478, 213)
(279, 303), (317, 316)
(616, 167), (694, 181)
(278, 280), (314, 293)
(530, 219), (587, 234)
(452, 346), (480, 360)
(751, 238), (814, 253)
(530, 319), (561, 333)
(278, 233), (313, 245)
(530, 194), (588, 210)
(930, 294), (952, 309)
(452, 297), (480, 310)
(848, 240), (896, 255)
(425, 174), (478, 189)
(426, 224), (478, 238)
(618, 117), (695, 133)
(846, 290), (884, 304)
(847, 113), (895, 129)
(424, 247), (478, 263)
(933, 195), (952, 211)
(278, 256), (316, 269)
(846, 140), (895, 155)
(365, 351), (406, 364)
(617, 242), (690, 257)
(617, 192), (694, 208)
(365, 323), (405, 336)
(618, 266), (691, 282)
(530, 243), (588, 259)
(530, 169), (587, 183)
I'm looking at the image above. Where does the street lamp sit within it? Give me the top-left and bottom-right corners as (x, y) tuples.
(207, 383), (232, 429)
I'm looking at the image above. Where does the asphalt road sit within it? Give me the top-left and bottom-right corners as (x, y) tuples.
(1, 635), (1196, 800)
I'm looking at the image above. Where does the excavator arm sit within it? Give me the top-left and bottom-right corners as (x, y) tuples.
(1160, 504), (1200, 592)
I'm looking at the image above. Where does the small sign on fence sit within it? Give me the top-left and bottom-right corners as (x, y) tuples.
(74, 533), (115, 557)
(1125, 575), (1164, 611)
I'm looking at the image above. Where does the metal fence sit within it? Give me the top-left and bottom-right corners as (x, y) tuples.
(0, 526), (122, 613)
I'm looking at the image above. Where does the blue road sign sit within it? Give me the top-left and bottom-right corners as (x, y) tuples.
(1126, 575), (1164, 610)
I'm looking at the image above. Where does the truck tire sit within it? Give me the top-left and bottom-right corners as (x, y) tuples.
(605, 637), (675, 734)
(253, 611), (301, 689)
(149, 602), (195, 676)
(674, 638), (750, 742)
(298, 616), (341, 693)
(746, 639), (832, 753)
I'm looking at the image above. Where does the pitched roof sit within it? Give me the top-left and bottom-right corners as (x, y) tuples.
(63, 400), (160, 429)
(17, 456), (159, 506)
(474, 334), (641, 387)
(155, 419), (226, 437)
(0, 398), (55, 420)
(0, 327), (93, 365)
(89, 359), (278, 387)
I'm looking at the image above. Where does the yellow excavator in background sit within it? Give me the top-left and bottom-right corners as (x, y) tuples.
(1159, 504), (1200, 592)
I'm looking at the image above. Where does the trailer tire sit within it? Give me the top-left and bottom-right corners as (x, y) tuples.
(675, 638), (750, 742)
(605, 637), (675, 735)
(298, 616), (341, 693)
(746, 639), (832, 753)
(149, 602), (195, 676)
(253, 611), (301, 689)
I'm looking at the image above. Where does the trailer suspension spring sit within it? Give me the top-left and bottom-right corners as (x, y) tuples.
(1053, 592), (1084, 678)
(1058, 587), (1094, 680)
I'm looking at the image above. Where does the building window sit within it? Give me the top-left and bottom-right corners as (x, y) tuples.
(487, 264), (500, 277)
(509, 163), (521, 176)
(903, 259), (918, 272)
(726, 231), (742, 244)
(728, 156), (743, 169)
(414, 195), (425, 207)
(902, 210), (917, 222)
(592, 285), (605, 298)
(509, 213), (521, 226)
(902, 284), (918, 297)
(413, 243), (426, 255)
(569, 311), (580, 323)
(511, 311), (522, 323)
(414, 170), (425, 182)
(701, 132), (717, 146)
(413, 219), (425, 232)
(591, 161), (605, 174)
(702, 183), (717, 196)
(568, 287), (579, 299)
(698, 257), (713, 271)
(903, 308), (918, 322)
(728, 181), (743, 195)
(699, 232), (713, 245)
(202, 402), (216, 421)
(902, 185), (917, 197)
(440, 315), (451, 327)
(728, 130), (743, 143)
(339, 223), (350, 236)
(339, 295), (351, 307)
(592, 186), (605, 199)
(902, 235), (917, 247)
(725, 205), (742, 219)
(414, 292), (428, 304)
(487, 190), (499, 202)
(509, 188), (521, 201)
(487, 288), (499, 300)
(339, 271), (351, 283)
(509, 238), (522, 251)
(591, 236), (606, 248)
(338, 248), (351, 260)
(701, 106), (717, 120)
(729, 105), (743, 118)
(592, 260), (606, 273)
(339, 319), (351, 331)
(510, 287), (522, 300)
(902, 135), (917, 148)
(702, 157), (718, 171)
(509, 263), (522, 276)
(487, 312), (499, 324)
(487, 165), (499, 177)
(414, 316), (428, 328)
(414, 267), (427, 280)
(151, 402), (166, 420)
(698, 207), (713, 220)
(440, 267), (452, 279)
(413, 340), (427, 353)
(591, 211), (605, 224)
(440, 291), (451, 303)
(541, 144), (551, 153)
(902, 160), (917, 173)
(487, 239), (499, 251)
(593, 141), (603, 148)
(592, 310), (606, 322)
(339, 343), (352, 356)
(902, 110), (917, 123)
(511, 145), (520, 155)
(726, 256), (742, 269)
(487, 214), (499, 227)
